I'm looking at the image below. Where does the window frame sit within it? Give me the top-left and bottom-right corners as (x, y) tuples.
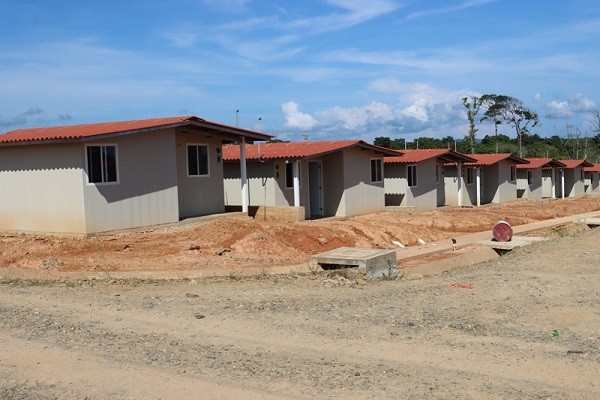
(510, 165), (516, 182)
(580, 168), (585, 181)
(370, 158), (383, 183)
(186, 143), (210, 178)
(466, 167), (475, 185)
(527, 170), (533, 186)
(407, 164), (418, 188)
(85, 143), (119, 186)
(285, 161), (302, 189)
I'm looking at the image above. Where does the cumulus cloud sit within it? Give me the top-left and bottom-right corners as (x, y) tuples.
(546, 94), (597, 119)
(0, 107), (46, 130)
(58, 114), (73, 121)
(281, 101), (316, 130)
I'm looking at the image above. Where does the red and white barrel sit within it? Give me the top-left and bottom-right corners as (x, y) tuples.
(492, 220), (513, 242)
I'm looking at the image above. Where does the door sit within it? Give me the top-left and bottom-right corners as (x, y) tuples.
(309, 161), (323, 217)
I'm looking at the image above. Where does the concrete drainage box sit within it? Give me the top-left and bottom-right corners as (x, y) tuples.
(311, 247), (397, 279)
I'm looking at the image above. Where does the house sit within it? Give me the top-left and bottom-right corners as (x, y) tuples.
(516, 158), (566, 200)
(584, 163), (600, 197)
(222, 140), (401, 219)
(383, 149), (476, 208)
(0, 116), (271, 234)
(557, 160), (594, 198)
(444, 153), (529, 207)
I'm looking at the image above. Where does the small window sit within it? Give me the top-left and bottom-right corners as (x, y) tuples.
(285, 162), (301, 188)
(435, 165), (439, 183)
(527, 170), (533, 186)
(371, 158), (383, 183)
(466, 168), (475, 185)
(580, 168), (585, 181)
(510, 165), (516, 182)
(86, 144), (118, 184)
(187, 144), (209, 177)
(407, 164), (417, 187)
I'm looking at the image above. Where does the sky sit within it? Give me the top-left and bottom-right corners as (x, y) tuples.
(1, 0), (600, 143)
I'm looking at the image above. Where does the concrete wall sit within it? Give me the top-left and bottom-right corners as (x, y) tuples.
(82, 130), (180, 233)
(585, 171), (600, 196)
(443, 166), (461, 206)
(176, 132), (225, 219)
(488, 160), (518, 204)
(224, 161), (278, 207)
(385, 158), (442, 208)
(517, 168), (543, 200)
(0, 143), (87, 234)
(564, 167), (585, 198)
(340, 147), (385, 216)
(322, 151), (345, 217)
(384, 163), (406, 206)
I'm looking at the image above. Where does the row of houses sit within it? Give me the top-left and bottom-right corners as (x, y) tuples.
(0, 116), (599, 234)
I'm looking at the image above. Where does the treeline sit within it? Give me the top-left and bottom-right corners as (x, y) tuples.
(374, 133), (600, 162)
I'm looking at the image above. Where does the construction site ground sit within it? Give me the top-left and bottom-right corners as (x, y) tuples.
(1, 197), (600, 280)
(1, 216), (600, 399)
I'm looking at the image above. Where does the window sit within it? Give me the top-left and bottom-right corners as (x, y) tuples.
(466, 168), (475, 185)
(187, 144), (209, 176)
(285, 161), (301, 188)
(510, 165), (516, 182)
(580, 168), (585, 181)
(407, 164), (417, 187)
(527, 170), (533, 186)
(371, 158), (383, 183)
(86, 144), (118, 184)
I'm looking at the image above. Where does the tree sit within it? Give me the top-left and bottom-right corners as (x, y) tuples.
(461, 96), (485, 154)
(373, 136), (392, 148)
(481, 95), (539, 157)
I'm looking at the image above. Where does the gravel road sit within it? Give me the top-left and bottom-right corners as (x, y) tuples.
(1, 227), (599, 399)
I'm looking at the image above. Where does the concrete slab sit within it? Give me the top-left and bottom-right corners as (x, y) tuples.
(476, 236), (549, 250)
(575, 217), (600, 226)
(311, 247), (396, 279)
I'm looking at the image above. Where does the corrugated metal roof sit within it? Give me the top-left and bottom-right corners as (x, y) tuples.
(584, 164), (600, 173)
(558, 159), (595, 169)
(384, 149), (476, 164)
(222, 140), (401, 161)
(0, 115), (272, 144)
(463, 153), (529, 166)
(516, 158), (566, 169)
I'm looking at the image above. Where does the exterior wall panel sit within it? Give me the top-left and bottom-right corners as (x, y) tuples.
(341, 148), (384, 216)
(0, 144), (86, 234)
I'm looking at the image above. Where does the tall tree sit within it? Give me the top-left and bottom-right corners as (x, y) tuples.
(461, 96), (485, 154)
(481, 95), (539, 157)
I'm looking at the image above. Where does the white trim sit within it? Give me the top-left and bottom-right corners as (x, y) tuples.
(84, 143), (119, 186)
(370, 158), (383, 183)
(186, 143), (210, 178)
(406, 164), (418, 188)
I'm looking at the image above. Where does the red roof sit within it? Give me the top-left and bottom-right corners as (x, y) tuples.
(0, 116), (272, 144)
(222, 140), (401, 161)
(558, 159), (594, 169)
(384, 149), (476, 164)
(585, 164), (600, 173)
(463, 153), (529, 166)
(516, 158), (566, 170)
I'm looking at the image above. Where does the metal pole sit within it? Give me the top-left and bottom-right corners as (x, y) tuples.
(240, 137), (249, 213)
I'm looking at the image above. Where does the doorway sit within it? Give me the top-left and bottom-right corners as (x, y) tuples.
(308, 161), (323, 217)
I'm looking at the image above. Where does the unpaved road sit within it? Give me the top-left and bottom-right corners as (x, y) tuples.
(2, 227), (599, 399)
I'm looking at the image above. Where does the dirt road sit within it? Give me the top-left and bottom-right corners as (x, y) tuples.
(2, 226), (599, 399)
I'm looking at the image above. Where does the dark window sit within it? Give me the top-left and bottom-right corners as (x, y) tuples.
(407, 165), (417, 187)
(510, 165), (516, 182)
(86, 145), (118, 184)
(527, 170), (533, 185)
(285, 162), (301, 188)
(187, 144), (209, 176)
(466, 168), (475, 185)
(580, 169), (585, 181)
(371, 159), (383, 183)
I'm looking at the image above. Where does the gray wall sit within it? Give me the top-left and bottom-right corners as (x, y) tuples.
(542, 169), (554, 198)
(340, 147), (385, 216)
(564, 167), (585, 197)
(0, 143), (87, 234)
(384, 159), (443, 208)
(585, 171), (599, 196)
(517, 168), (543, 200)
(384, 163), (406, 206)
(321, 151), (345, 217)
(176, 132), (225, 219)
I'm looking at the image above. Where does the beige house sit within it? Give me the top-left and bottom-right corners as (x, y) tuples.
(384, 149), (476, 208)
(0, 116), (271, 234)
(516, 158), (566, 200)
(558, 160), (594, 198)
(223, 140), (400, 219)
(444, 154), (529, 207)
(584, 164), (600, 196)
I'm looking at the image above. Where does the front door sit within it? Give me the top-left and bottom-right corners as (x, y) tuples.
(308, 161), (323, 217)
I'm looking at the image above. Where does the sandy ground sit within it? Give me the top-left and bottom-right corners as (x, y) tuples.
(2, 197), (600, 273)
(1, 225), (599, 399)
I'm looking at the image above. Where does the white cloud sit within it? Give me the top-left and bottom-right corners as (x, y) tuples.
(546, 94), (597, 119)
(281, 101), (316, 130)
(405, 0), (498, 20)
(533, 93), (542, 102)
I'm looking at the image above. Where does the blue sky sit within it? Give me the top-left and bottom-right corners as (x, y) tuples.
(1, 0), (599, 143)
